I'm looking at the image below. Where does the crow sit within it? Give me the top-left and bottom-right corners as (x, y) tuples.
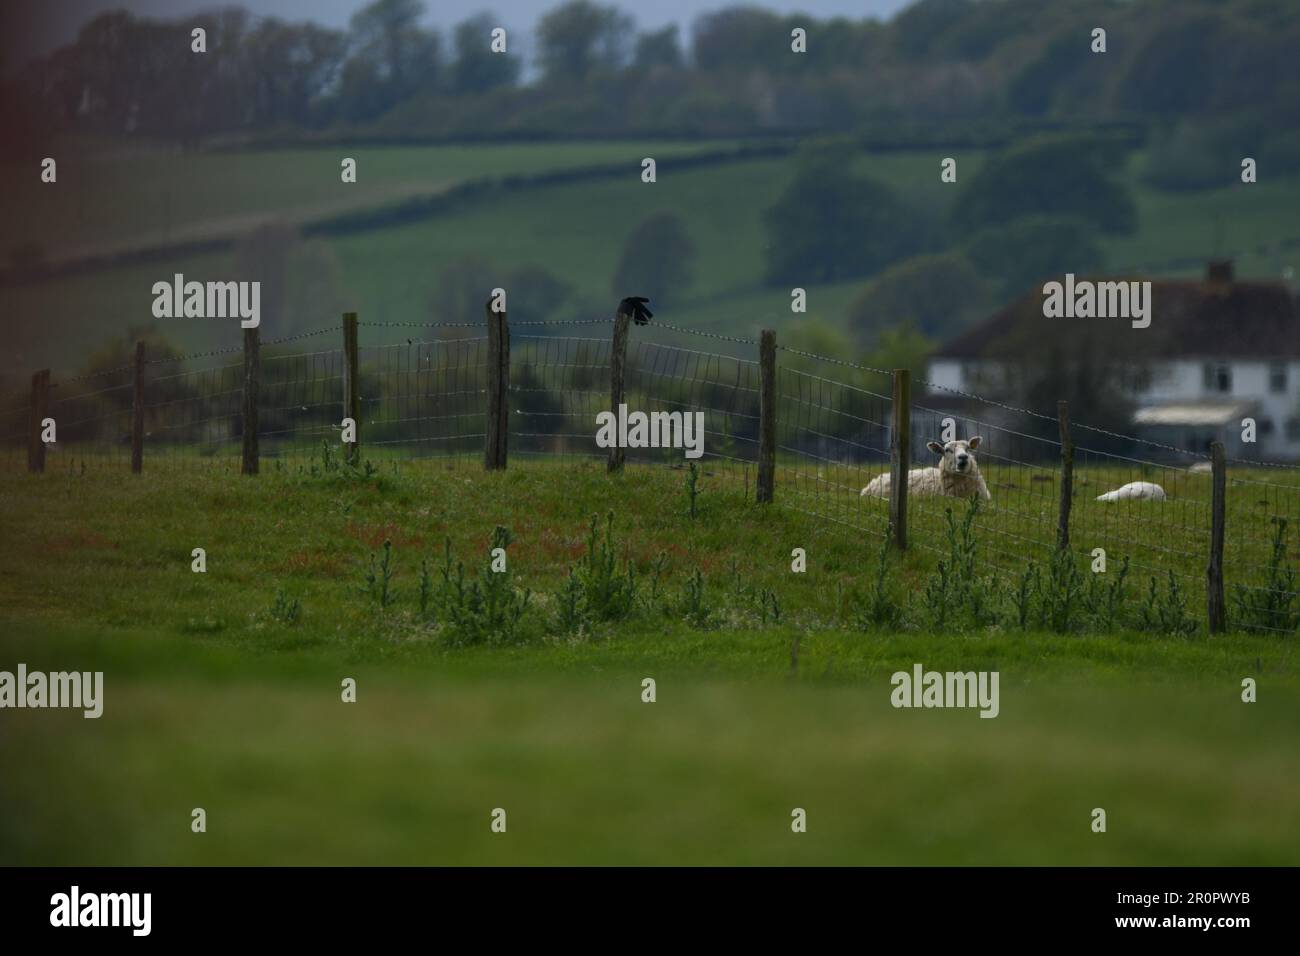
(618, 296), (653, 326)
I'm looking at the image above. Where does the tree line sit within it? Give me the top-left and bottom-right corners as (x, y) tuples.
(4, 0), (1299, 149)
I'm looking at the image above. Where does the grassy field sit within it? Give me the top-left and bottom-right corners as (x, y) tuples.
(8, 139), (1300, 387)
(2, 139), (728, 254)
(1, 459), (1297, 865)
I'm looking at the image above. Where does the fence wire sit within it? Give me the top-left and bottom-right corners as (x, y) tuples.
(4, 324), (1297, 634)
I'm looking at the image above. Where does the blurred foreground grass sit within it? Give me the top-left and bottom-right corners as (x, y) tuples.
(1, 461), (1297, 864)
(1, 624), (1296, 865)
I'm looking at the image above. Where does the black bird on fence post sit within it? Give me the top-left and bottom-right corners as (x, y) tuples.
(619, 296), (654, 326)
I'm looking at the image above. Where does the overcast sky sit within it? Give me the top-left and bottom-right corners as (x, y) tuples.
(18, 0), (914, 61)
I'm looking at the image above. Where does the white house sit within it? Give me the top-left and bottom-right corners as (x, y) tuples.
(926, 261), (1300, 461)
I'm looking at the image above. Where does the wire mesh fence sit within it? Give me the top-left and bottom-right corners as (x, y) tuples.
(511, 334), (610, 463)
(142, 357), (244, 471)
(362, 335), (486, 463)
(4, 315), (1298, 634)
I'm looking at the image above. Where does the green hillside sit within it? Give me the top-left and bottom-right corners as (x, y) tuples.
(5, 140), (1300, 386)
(2, 139), (727, 254)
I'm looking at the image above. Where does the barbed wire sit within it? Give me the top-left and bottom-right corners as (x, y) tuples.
(53, 363), (136, 385)
(512, 318), (616, 327)
(652, 322), (759, 347)
(263, 326), (339, 347)
(357, 317), (617, 329)
(358, 320), (487, 329)
(777, 345), (893, 378)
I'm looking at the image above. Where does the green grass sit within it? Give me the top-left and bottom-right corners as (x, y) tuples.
(2, 452), (1295, 630)
(327, 149), (973, 326)
(6, 132), (1299, 864)
(3, 140), (726, 254)
(8, 140), (1300, 386)
(1, 249), (231, 378)
(1, 459), (1297, 864)
(1, 633), (1295, 865)
(1100, 172), (1300, 276)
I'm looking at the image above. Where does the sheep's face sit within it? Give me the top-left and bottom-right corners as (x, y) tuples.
(927, 437), (981, 475)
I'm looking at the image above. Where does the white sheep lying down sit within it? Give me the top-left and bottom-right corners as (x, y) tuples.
(861, 437), (991, 501)
(1095, 481), (1166, 502)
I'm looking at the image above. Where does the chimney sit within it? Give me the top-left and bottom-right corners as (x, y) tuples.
(1206, 258), (1234, 284)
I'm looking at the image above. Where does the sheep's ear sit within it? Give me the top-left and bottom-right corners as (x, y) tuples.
(967, 436), (981, 449)
(927, 441), (944, 454)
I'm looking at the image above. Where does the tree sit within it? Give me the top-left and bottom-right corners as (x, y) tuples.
(244, 19), (346, 128)
(507, 265), (574, 324)
(778, 317), (858, 378)
(72, 326), (204, 443)
(429, 257), (573, 325)
(234, 223), (295, 333)
(961, 217), (1105, 301)
(341, 0), (441, 120)
(79, 325), (188, 391)
(536, 1), (634, 84)
(1005, 30), (1079, 116)
(763, 148), (933, 286)
(890, 0), (976, 60)
(863, 320), (935, 380)
(452, 13), (520, 93)
(1143, 112), (1300, 192)
(285, 240), (354, 332)
(634, 26), (683, 69)
(1016, 338), (1137, 455)
(56, 11), (247, 146)
(429, 255), (502, 325)
(691, 7), (783, 71)
(846, 251), (990, 342)
(610, 213), (696, 308)
(951, 134), (1138, 236)
(1113, 13), (1223, 116)
(68, 12), (150, 134)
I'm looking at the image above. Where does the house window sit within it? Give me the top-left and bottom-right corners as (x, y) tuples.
(1270, 363), (1289, 393)
(1203, 362), (1232, 393)
(1259, 418), (1275, 436)
(1287, 418), (1300, 442)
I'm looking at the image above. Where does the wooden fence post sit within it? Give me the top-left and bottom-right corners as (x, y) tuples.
(889, 368), (911, 549)
(241, 325), (259, 476)
(484, 301), (509, 470)
(757, 329), (776, 503)
(131, 341), (145, 474)
(342, 312), (359, 465)
(1207, 440), (1227, 634)
(1056, 399), (1073, 551)
(607, 307), (631, 473)
(27, 368), (50, 474)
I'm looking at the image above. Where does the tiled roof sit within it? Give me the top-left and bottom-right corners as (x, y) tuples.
(936, 273), (1299, 361)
